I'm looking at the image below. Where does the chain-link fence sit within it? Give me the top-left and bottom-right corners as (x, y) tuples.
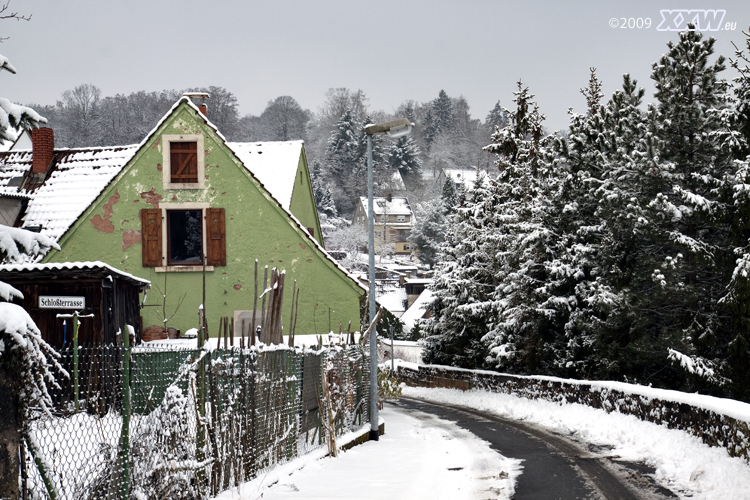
(18, 343), (370, 500)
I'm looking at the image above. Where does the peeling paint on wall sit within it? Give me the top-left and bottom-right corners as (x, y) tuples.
(140, 188), (163, 208)
(90, 190), (120, 233)
(122, 229), (141, 250)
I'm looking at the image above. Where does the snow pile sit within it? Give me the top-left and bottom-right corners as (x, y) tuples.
(404, 385), (750, 500)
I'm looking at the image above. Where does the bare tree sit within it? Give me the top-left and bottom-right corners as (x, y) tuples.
(59, 84), (101, 146)
(259, 95), (310, 141)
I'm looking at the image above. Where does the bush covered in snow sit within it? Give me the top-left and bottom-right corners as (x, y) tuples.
(0, 302), (67, 419)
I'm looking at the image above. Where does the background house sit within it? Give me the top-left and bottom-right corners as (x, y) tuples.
(437, 167), (480, 191)
(351, 195), (415, 255)
(0, 96), (365, 338)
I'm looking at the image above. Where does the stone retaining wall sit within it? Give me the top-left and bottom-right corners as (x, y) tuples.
(395, 364), (750, 462)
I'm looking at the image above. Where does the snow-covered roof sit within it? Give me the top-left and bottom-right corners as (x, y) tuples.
(359, 196), (413, 216)
(0, 261), (151, 286)
(0, 145), (139, 242)
(443, 168), (478, 186)
(378, 285), (407, 316)
(401, 289), (433, 333)
(227, 141), (304, 211)
(405, 278), (432, 285)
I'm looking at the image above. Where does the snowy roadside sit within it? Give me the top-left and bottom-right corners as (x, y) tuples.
(403, 386), (750, 500)
(214, 405), (522, 500)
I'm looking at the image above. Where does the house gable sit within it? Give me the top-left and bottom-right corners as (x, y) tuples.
(45, 99), (364, 336)
(288, 146), (323, 245)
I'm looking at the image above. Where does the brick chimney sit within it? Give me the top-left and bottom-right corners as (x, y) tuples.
(31, 127), (54, 174)
(182, 92), (210, 118)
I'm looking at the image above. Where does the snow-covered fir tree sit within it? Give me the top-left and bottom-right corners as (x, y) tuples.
(485, 101), (509, 132)
(478, 82), (560, 374)
(409, 198), (448, 268)
(421, 172), (496, 368)
(386, 135), (422, 189)
(311, 161), (338, 218)
(424, 82), (558, 371)
(642, 29), (743, 394)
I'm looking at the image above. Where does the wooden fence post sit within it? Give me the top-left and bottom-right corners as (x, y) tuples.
(120, 326), (131, 500)
(0, 354), (21, 500)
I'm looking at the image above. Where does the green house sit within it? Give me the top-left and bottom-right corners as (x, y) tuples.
(0, 96), (365, 339)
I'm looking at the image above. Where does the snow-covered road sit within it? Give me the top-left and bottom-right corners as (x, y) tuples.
(404, 386), (750, 499)
(214, 404), (522, 500)
(216, 385), (750, 500)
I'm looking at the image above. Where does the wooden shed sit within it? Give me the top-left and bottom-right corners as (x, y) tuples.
(0, 261), (150, 347)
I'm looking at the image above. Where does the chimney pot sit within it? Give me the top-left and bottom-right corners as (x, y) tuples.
(31, 127), (54, 175)
(198, 104), (207, 117)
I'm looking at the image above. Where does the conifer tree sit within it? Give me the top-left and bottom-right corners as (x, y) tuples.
(485, 101), (509, 132)
(432, 89), (454, 134)
(409, 198), (447, 268)
(644, 28), (742, 393)
(441, 178), (458, 212)
(422, 173), (496, 368)
(480, 82), (558, 373)
(386, 135), (422, 189)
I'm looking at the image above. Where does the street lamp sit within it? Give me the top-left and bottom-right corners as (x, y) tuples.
(364, 117), (413, 441)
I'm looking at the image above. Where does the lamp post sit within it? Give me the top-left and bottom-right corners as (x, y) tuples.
(364, 118), (413, 441)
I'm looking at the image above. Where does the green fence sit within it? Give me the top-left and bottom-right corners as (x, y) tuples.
(19, 343), (370, 500)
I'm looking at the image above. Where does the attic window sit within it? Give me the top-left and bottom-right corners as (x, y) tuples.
(170, 142), (198, 183)
(162, 134), (205, 190)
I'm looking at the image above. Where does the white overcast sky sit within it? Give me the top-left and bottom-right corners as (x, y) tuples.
(2, 0), (750, 132)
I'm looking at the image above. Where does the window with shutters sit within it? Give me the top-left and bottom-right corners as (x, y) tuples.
(141, 202), (226, 271)
(162, 134), (205, 190)
(167, 210), (203, 265)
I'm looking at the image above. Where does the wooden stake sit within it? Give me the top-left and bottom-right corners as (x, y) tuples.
(292, 288), (300, 341)
(252, 260), (258, 344)
(288, 281), (297, 347)
(241, 319), (246, 350)
(261, 266), (269, 339)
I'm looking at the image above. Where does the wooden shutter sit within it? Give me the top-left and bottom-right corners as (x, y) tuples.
(141, 209), (162, 267)
(206, 207), (226, 266)
(170, 142), (198, 183)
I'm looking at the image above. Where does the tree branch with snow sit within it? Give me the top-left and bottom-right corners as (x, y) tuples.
(0, 225), (59, 264)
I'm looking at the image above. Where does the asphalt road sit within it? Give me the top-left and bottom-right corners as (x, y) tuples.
(393, 397), (677, 500)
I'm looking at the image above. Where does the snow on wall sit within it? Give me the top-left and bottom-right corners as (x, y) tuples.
(395, 363), (750, 463)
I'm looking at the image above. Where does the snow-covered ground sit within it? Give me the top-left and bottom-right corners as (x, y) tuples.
(214, 405), (522, 500)
(404, 386), (750, 500)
